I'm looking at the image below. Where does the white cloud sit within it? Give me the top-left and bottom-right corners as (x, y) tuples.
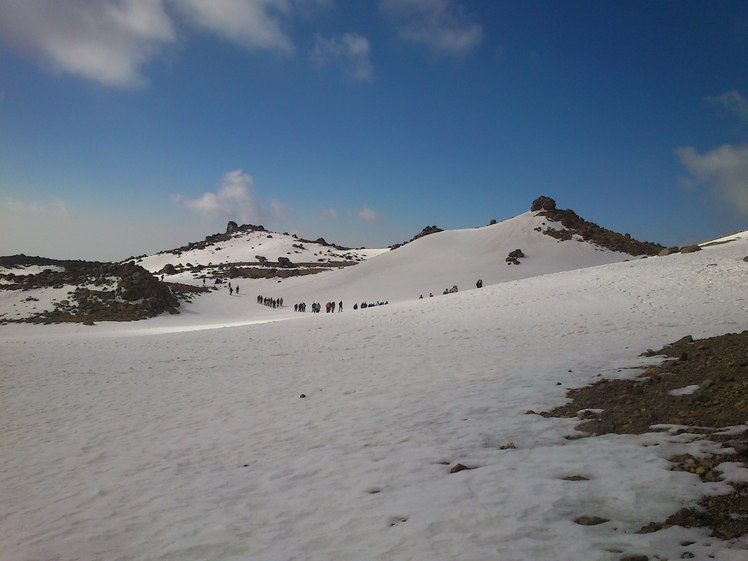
(677, 144), (748, 215)
(380, 0), (483, 57)
(311, 33), (373, 82)
(358, 207), (383, 224)
(708, 90), (748, 123)
(171, 0), (295, 53)
(0, 0), (333, 87)
(0, 0), (175, 87)
(183, 169), (262, 222)
(322, 207), (339, 219)
(5, 197), (70, 217)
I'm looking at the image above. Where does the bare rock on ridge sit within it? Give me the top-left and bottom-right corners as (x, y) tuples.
(531, 196), (557, 212)
(531, 196), (664, 256)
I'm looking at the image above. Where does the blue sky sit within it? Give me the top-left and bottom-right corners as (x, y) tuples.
(1, 0), (748, 261)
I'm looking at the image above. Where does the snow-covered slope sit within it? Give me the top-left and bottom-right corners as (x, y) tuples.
(134, 226), (387, 275)
(0, 209), (643, 325)
(186, 210), (643, 317)
(1, 230), (747, 560)
(272, 210), (635, 301)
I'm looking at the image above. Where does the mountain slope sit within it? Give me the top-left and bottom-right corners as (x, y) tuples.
(1, 229), (747, 561)
(227, 210), (645, 309)
(134, 224), (387, 280)
(0, 201), (665, 324)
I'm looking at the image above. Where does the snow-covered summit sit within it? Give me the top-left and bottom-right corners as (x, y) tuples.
(134, 222), (388, 279)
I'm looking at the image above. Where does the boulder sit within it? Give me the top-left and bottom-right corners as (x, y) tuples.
(226, 221), (239, 234)
(530, 196), (556, 212)
(658, 247), (680, 256)
(680, 245), (702, 254)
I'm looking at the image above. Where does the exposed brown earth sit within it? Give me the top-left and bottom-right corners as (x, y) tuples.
(547, 332), (748, 541)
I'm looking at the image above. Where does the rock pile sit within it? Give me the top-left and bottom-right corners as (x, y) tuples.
(506, 248), (525, 265)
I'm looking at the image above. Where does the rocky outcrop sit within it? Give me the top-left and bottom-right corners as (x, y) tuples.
(658, 247), (680, 256)
(506, 249), (525, 265)
(390, 225), (444, 250)
(532, 198), (664, 256)
(157, 222), (269, 256)
(0, 259), (179, 323)
(530, 195), (557, 212)
(680, 244), (702, 254)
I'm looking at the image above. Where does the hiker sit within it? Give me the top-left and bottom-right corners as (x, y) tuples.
(236, 286), (239, 294)
(229, 286), (233, 296)
(476, 279), (483, 288)
(338, 301), (343, 312)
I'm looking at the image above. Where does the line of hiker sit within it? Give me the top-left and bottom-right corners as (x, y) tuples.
(293, 301), (343, 313)
(257, 295), (283, 308)
(353, 301), (388, 310)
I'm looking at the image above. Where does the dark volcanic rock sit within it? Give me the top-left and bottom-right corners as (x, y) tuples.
(390, 225), (444, 250)
(533, 198), (664, 256)
(1, 260), (180, 323)
(531, 196), (557, 212)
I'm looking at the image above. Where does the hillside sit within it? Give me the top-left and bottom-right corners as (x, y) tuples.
(1, 228), (746, 561)
(2, 197), (667, 324)
(134, 222), (388, 284)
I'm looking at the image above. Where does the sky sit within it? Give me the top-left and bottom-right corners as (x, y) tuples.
(1, 0), (748, 261)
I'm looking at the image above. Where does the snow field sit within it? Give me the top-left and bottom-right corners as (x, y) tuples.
(1, 232), (748, 560)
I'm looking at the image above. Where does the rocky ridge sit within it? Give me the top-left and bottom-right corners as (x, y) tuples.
(530, 196), (665, 256)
